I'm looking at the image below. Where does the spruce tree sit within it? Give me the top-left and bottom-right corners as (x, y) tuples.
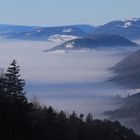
(86, 113), (93, 123)
(4, 60), (27, 103)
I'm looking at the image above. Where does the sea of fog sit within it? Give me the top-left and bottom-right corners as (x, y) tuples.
(0, 39), (139, 117)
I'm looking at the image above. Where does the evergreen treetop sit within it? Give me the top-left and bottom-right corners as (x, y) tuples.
(4, 60), (27, 103)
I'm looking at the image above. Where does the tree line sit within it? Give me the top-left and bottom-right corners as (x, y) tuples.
(0, 60), (139, 140)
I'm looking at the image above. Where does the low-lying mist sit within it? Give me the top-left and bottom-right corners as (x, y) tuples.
(0, 39), (139, 117)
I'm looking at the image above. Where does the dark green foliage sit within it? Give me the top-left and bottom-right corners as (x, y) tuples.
(86, 113), (93, 123)
(0, 60), (31, 140)
(0, 60), (139, 140)
(4, 60), (27, 103)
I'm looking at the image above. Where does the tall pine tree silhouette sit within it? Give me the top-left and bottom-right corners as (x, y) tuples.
(5, 60), (27, 103)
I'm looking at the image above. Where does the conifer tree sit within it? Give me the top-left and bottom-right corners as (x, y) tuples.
(4, 60), (27, 103)
(86, 113), (93, 123)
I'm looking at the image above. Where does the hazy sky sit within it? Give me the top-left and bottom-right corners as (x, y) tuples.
(0, 0), (140, 26)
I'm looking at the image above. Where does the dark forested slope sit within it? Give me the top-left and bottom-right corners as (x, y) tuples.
(0, 60), (139, 140)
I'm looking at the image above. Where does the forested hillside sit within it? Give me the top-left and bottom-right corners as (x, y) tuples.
(0, 60), (139, 140)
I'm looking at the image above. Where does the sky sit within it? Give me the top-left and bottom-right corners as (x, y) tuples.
(0, 0), (140, 26)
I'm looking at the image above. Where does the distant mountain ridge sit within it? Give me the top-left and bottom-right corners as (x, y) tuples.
(45, 34), (138, 52)
(93, 18), (140, 40)
(70, 24), (95, 33)
(0, 18), (140, 41)
(8, 26), (87, 40)
(3, 25), (94, 41)
(0, 24), (38, 34)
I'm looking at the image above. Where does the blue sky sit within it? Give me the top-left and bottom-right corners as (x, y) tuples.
(0, 0), (140, 26)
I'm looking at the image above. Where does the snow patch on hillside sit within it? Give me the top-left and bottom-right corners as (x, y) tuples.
(63, 28), (72, 33)
(48, 34), (78, 42)
(123, 22), (132, 28)
(65, 42), (75, 49)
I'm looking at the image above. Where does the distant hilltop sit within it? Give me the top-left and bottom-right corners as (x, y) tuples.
(94, 18), (140, 40)
(0, 18), (140, 41)
(45, 34), (139, 52)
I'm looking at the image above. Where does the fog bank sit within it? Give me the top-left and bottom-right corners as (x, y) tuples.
(0, 39), (139, 116)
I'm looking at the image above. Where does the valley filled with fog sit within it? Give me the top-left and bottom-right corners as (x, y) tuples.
(0, 39), (139, 117)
